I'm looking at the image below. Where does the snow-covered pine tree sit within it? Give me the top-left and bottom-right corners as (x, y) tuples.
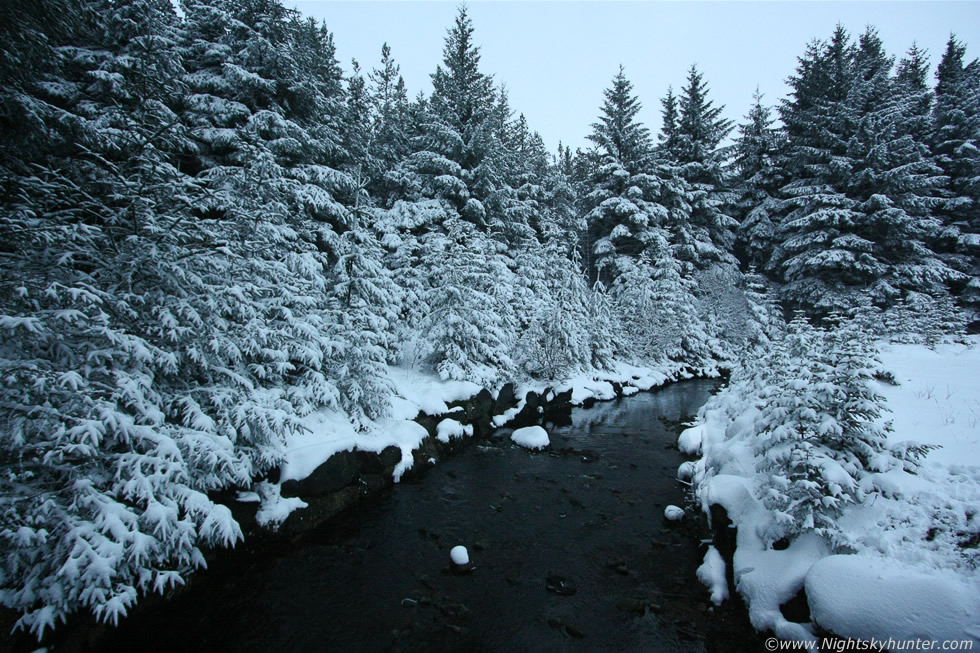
(427, 5), (526, 239)
(0, 0), (280, 634)
(657, 86), (681, 160)
(586, 280), (622, 371)
(341, 59), (374, 176)
(366, 42), (411, 203)
(514, 238), (592, 380)
(742, 267), (787, 345)
(669, 64), (738, 271)
(774, 26), (958, 316)
(931, 35), (980, 318)
(774, 28), (867, 314)
(843, 28), (957, 308)
(611, 238), (708, 365)
(583, 66), (668, 286)
(754, 315), (852, 543)
(734, 89), (787, 272)
(419, 217), (515, 386)
(754, 312), (933, 545)
(376, 8), (532, 377)
(329, 196), (399, 428)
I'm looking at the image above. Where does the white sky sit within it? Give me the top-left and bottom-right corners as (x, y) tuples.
(290, 1), (980, 152)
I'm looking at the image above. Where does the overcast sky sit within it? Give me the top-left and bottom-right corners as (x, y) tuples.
(290, 1), (980, 152)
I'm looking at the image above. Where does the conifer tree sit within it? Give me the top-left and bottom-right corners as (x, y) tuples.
(734, 89), (786, 271)
(657, 86), (681, 159)
(668, 64), (738, 270)
(932, 35), (980, 315)
(583, 67), (662, 285)
(774, 26), (957, 315)
(367, 43), (411, 202)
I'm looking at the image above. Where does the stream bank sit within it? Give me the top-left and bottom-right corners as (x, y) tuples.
(78, 379), (762, 652)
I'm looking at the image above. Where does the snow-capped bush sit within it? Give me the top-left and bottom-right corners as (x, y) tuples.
(704, 315), (933, 546)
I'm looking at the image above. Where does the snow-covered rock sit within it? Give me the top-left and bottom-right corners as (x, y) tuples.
(664, 505), (685, 521)
(677, 423), (705, 455)
(677, 461), (697, 481)
(450, 545), (470, 566)
(511, 425), (549, 450)
(697, 546), (729, 606)
(436, 418), (472, 443)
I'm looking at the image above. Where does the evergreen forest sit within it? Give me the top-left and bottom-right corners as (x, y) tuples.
(0, 0), (977, 637)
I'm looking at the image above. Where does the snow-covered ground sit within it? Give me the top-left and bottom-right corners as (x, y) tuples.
(682, 338), (980, 644)
(510, 425), (550, 449)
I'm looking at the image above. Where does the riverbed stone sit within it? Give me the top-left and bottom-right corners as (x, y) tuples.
(355, 446), (402, 478)
(379, 445), (402, 477)
(282, 486), (360, 534)
(409, 437), (441, 472)
(450, 388), (494, 423)
(616, 597), (647, 615)
(709, 503), (738, 592)
(356, 449), (383, 474)
(359, 473), (387, 498)
(510, 390), (542, 428)
(281, 449), (359, 497)
(414, 413), (442, 438)
(541, 387), (573, 421)
(495, 383), (517, 413)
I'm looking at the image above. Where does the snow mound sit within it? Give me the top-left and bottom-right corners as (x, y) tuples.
(390, 421), (429, 481)
(806, 555), (980, 645)
(697, 546), (729, 606)
(511, 426), (549, 450)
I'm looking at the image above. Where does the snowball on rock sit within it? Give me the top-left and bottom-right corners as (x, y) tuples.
(664, 505), (685, 521)
(450, 545), (470, 566)
(511, 426), (549, 450)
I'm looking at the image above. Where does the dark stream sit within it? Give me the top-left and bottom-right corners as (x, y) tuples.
(92, 379), (762, 652)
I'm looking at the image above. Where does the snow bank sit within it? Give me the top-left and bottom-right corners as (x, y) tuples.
(877, 341), (980, 468)
(283, 360), (700, 487)
(697, 546), (729, 606)
(703, 475), (827, 639)
(555, 360), (695, 407)
(511, 425), (549, 450)
(806, 555), (980, 645)
(281, 366), (484, 484)
(685, 338), (980, 644)
(388, 367), (482, 419)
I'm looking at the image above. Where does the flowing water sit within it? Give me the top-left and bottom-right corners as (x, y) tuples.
(94, 379), (762, 652)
